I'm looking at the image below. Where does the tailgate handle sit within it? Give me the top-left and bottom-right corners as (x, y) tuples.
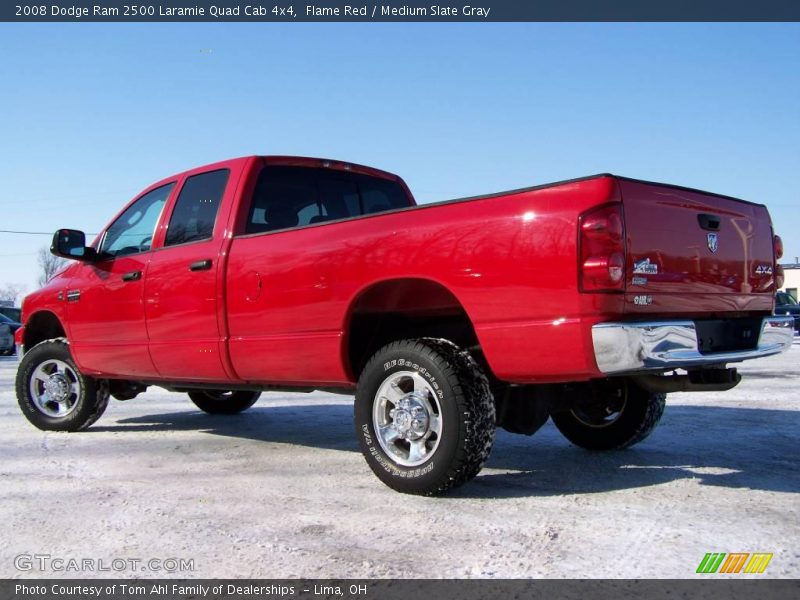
(698, 213), (721, 231)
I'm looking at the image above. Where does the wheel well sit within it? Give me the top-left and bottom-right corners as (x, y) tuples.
(345, 279), (483, 379)
(24, 311), (66, 350)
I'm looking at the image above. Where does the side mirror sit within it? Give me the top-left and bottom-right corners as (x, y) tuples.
(51, 229), (96, 262)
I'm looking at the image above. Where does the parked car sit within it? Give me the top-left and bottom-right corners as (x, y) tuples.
(13, 156), (795, 495)
(775, 291), (800, 332)
(0, 312), (21, 334)
(0, 306), (22, 322)
(0, 314), (21, 355)
(0, 323), (13, 356)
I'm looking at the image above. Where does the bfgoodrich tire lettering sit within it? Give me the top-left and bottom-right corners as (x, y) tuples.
(354, 338), (496, 496)
(16, 339), (109, 432)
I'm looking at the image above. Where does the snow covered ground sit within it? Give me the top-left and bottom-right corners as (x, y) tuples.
(1, 339), (798, 579)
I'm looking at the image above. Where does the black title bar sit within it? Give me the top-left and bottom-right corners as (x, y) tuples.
(3, 0), (800, 22)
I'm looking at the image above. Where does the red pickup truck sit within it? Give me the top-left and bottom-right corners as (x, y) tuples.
(14, 156), (794, 495)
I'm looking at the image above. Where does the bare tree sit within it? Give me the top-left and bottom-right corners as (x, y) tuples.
(37, 247), (68, 287)
(0, 283), (26, 304)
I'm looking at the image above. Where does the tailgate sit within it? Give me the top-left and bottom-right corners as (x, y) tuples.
(619, 178), (775, 316)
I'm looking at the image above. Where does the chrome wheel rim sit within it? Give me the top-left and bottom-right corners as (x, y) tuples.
(29, 359), (81, 418)
(372, 370), (442, 467)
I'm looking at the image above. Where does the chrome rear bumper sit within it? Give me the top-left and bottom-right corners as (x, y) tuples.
(592, 316), (794, 374)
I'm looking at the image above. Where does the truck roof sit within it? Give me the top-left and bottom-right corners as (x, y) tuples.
(259, 155), (403, 182)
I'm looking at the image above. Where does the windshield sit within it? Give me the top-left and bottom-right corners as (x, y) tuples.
(0, 308), (21, 322)
(776, 292), (798, 306)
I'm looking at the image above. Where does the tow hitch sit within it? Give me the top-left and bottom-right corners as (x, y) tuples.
(633, 368), (741, 394)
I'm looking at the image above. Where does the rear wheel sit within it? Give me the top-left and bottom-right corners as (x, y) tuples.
(354, 338), (496, 495)
(551, 379), (665, 450)
(188, 390), (261, 414)
(16, 339), (109, 431)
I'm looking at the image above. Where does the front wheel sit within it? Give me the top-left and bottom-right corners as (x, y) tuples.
(354, 338), (496, 496)
(551, 379), (665, 450)
(188, 390), (261, 414)
(16, 339), (109, 431)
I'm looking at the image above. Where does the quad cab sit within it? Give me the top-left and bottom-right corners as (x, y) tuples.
(15, 156), (794, 494)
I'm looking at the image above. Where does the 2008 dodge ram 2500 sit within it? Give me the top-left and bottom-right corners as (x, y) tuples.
(15, 156), (794, 495)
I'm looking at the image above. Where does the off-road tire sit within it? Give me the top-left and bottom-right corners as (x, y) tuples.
(16, 339), (109, 432)
(551, 380), (666, 450)
(188, 390), (261, 414)
(354, 338), (496, 496)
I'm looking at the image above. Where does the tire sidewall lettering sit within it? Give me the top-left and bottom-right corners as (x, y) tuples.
(383, 357), (443, 398)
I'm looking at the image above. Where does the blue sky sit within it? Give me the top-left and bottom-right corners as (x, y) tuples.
(1, 23), (798, 296)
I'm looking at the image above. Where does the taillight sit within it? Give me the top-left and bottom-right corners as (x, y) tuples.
(775, 264), (785, 289)
(579, 203), (626, 292)
(774, 234), (784, 260)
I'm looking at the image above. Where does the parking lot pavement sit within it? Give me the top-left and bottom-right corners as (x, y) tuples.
(1, 339), (798, 578)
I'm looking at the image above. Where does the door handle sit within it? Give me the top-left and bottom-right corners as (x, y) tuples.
(189, 259), (213, 271)
(121, 270), (142, 282)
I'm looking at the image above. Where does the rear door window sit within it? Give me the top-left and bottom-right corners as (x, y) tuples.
(165, 169), (229, 246)
(245, 166), (409, 234)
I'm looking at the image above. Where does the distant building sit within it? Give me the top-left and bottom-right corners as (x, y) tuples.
(781, 263), (800, 300)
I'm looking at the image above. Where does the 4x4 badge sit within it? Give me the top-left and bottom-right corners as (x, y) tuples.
(707, 232), (719, 253)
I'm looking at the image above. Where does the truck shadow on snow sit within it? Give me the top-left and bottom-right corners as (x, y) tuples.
(93, 403), (799, 499)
